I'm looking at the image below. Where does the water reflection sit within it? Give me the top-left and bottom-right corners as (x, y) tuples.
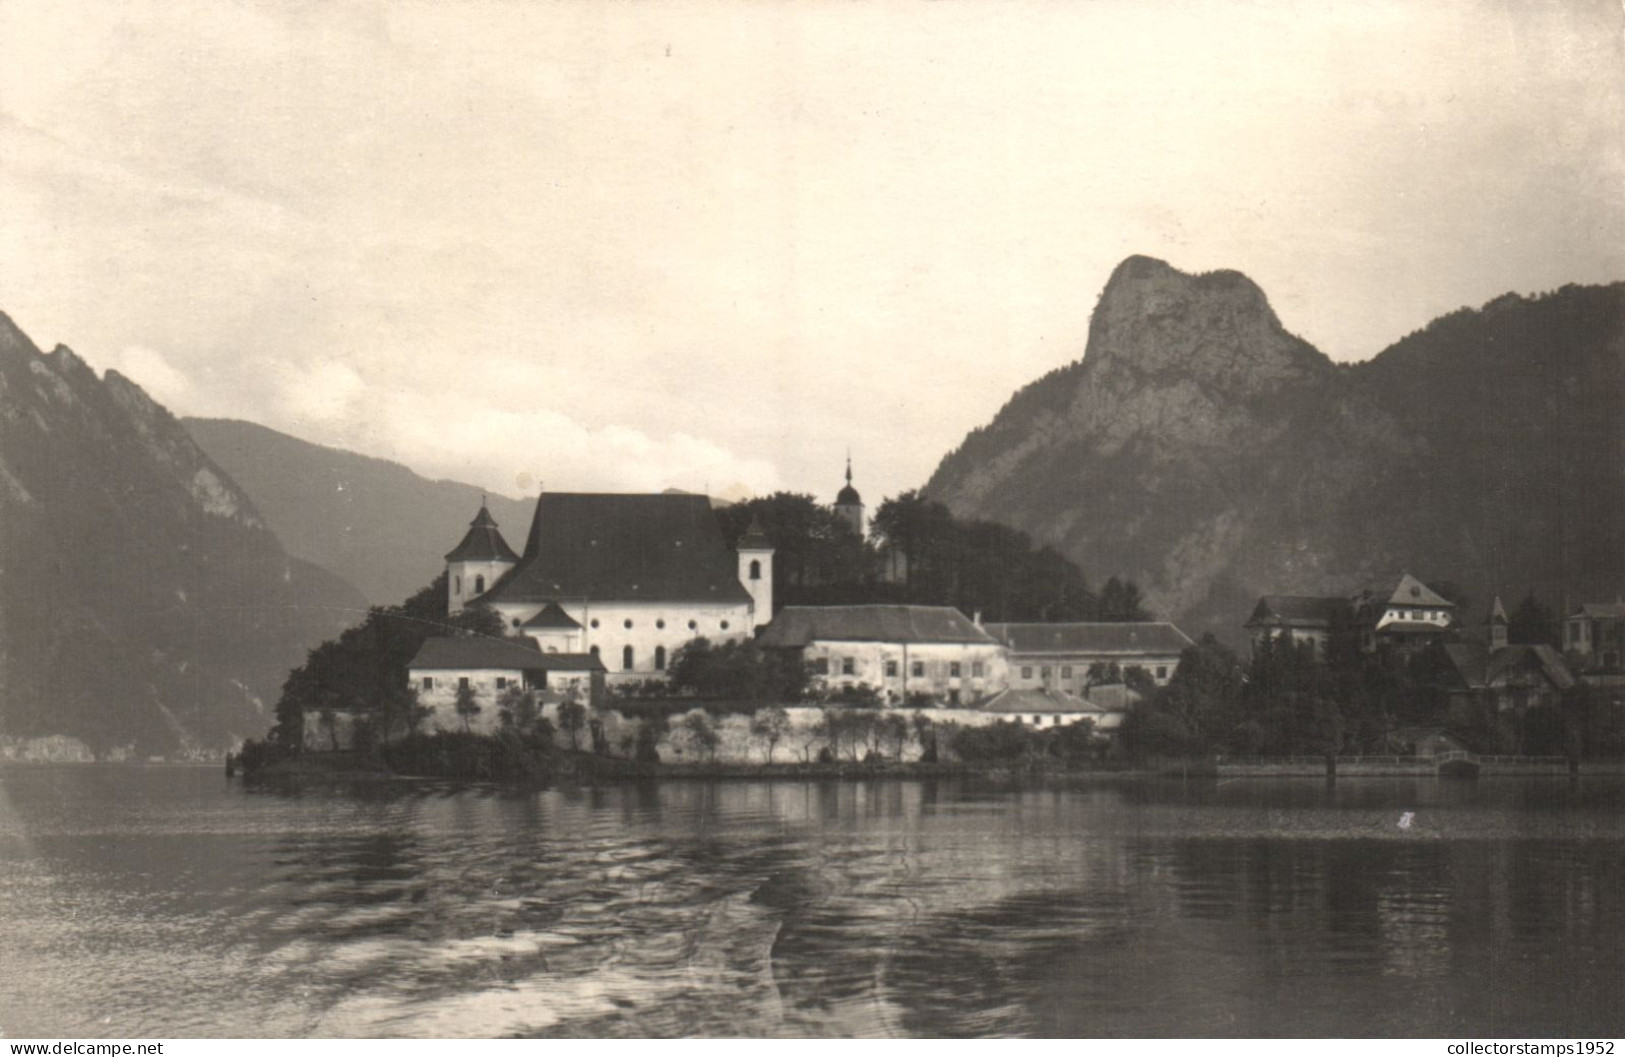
(0, 769), (1621, 1037)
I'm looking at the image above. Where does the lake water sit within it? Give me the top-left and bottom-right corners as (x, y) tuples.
(1, 766), (1622, 1038)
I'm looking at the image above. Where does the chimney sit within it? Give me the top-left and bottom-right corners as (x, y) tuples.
(973, 609), (982, 627)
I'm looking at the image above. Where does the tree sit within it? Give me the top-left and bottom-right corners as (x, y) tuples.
(269, 573), (516, 750)
(454, 682), (481, 732)
(1086, 661), (1123, 687)
(497, 685), (539, 734)
(911, 711), (938, 762)
(878, 712), (910, 760)
(635, 712), (669, 763)
(668, 637), (812, 703)
(1122, 634), (1245, 758)
(749, 706), (792, 764)
(1099, 576), (1151, 622)
(842, 710), (879, 761)
(558, 698), (588, 751)
(716, 492), (875, 603)
(1508, 592), (1558, 646)
(678, 709), (720, 761)
(814, 708), (840, 761)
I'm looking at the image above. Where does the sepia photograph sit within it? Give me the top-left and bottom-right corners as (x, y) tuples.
(0, 0), (1622, 1042)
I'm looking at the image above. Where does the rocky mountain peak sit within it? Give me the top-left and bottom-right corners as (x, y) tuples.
(925, 272), (1625, 646)
(1085, 255), (1327, 396)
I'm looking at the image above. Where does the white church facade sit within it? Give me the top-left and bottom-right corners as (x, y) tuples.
(440, 492), (774, 684)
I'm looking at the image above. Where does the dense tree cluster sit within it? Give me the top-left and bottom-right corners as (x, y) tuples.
(666, 637), (813, 703)
(1122, 628), (1618, 760)
(716, 490), (1150, 623)
(270, 573), (502, 751)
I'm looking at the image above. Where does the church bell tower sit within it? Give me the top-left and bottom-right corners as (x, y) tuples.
(444, 499), (520, 616)
(834, 454), (865, 538)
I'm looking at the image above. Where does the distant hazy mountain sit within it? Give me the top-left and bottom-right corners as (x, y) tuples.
(183, 418), (534, 606)
(924, 256), (1625, 642)
(0, 314), (365, 754)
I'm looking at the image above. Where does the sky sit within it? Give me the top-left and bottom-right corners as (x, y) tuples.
(2, 0), (1621, 506)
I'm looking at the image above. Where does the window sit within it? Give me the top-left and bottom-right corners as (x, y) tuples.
(495, 677), (508, 689)
(1040, 666), (1051, 679)
(813, 657), (829, 675)
(1061, 665), (1073, 679)
(721, 621), (730, 630)
(948, 689), (960, 706)
(749, 559), (761, 581)
(656, 619), (665, 629)
(455, 575), (462, 594)
(1021, 666), (1033, 679)
(1156, 666), (1168, 679)
(512, 619), (521, 628)
(972, 661), (985, 678)
(591, 618), (600, 629)
(1032, 715), (1042, 725)
(842, 657), (855, 676)
(655, 646), (667, 671)
(886, 660), (898, 677)
(421, 677), (434, 691)
(624, 619), (633, 629)
(950, 661), (961, 678)
(622, 645), (635, 671)
(474, 575), (485, 593)
(1051, 715), (1060, 725)
(688, 620), (698, 630)
(912, 661), (924, 678)
(590, 645), (600, 657)
(458, 677), (470, 690)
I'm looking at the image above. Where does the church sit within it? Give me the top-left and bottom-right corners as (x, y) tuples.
(438, 491), (774, 683)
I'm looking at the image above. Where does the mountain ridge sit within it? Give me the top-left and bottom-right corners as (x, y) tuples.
(924, 259), (1625, 641)
(0, 312), (365, 753)
(182, 417), (535, 607)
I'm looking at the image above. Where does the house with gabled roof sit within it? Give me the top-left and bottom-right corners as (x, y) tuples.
(1437, 641), (1575, 714)
(980, 687), (1123, 731)
(984, 621), (1194, 693)
(440, 493), (774, 683)
(406, 635), (606, 731)
(1351, 572), (1458, 653)
(1245, 573), (1459, 659)
(1563, 600), (1625, 672)
(757, 604), (1006, 706)
(1245, 595), (1348, 658)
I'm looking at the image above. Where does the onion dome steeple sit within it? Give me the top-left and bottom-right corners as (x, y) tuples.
(833, 453), (864, 537)
(445, 498), (520, 615)
(738, 513), (772, 551)
(835, 454), (862, 507)
(444, 500), (520, 563)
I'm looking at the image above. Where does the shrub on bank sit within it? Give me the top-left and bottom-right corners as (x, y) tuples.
(380, 730), (555, 782)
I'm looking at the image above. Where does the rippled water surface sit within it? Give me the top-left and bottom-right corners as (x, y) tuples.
(1, 767), (1623, 1037)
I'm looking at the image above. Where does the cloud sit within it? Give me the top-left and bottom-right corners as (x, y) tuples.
(2, 0), (1621, 509)
(109, 345), (196, 408)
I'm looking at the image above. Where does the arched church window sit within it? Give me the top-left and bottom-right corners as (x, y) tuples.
(749, 559), (761, 581)
(590, 645), (600, 657)
(475, 575), (485, 593)
(455, 575), (462, 594)
(622, 645), (635, 671)
(655, 646), (666, 671)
